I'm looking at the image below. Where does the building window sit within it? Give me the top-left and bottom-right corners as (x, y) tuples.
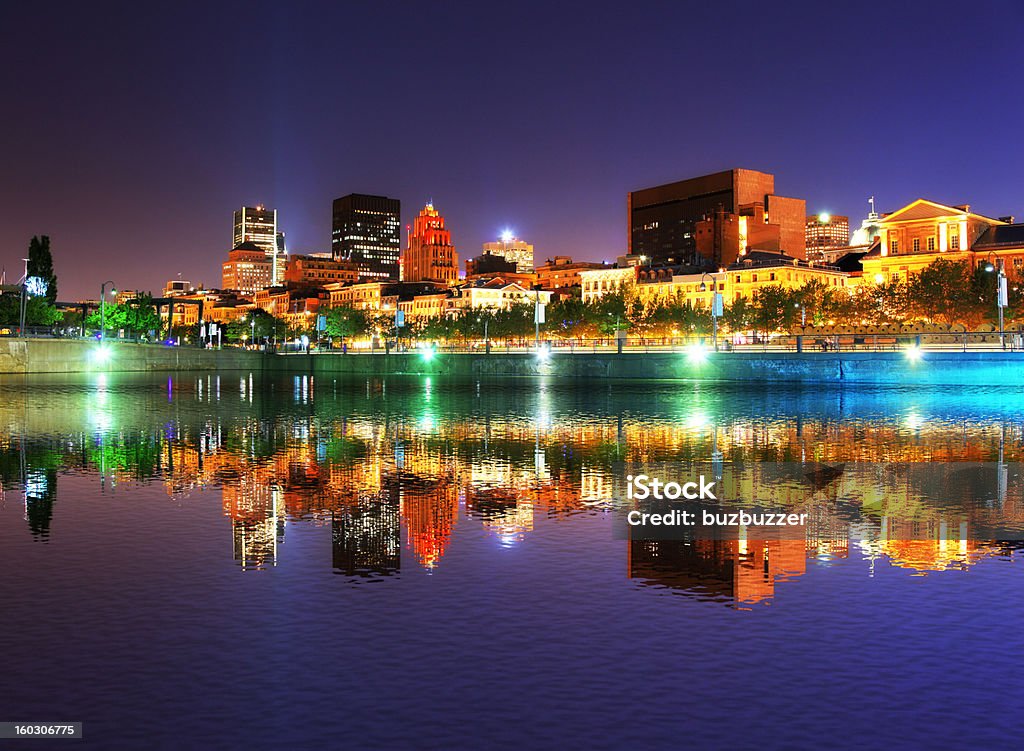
(927, 236), (935, 251)
(949, 231), (960, 250)
(890, 239), (899, 254)
(912, 238), (920, 252)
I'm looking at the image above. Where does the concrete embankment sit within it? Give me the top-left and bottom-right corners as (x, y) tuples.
(0, 338), (266, 374)
(3, 339), (1023, 386)
(271, 349), (1024, 387)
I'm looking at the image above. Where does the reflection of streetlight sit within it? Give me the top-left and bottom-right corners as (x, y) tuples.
(985, 253), (1007, 348)
(698, 272), (721, 350)
(100, 280), (117, 341)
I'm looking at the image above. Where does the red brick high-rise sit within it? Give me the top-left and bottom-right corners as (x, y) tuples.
(403, 202), (459, 285)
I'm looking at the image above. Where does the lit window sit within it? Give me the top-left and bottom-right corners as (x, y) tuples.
(927, 236), (935, 251)
(912, 238), (920, 252)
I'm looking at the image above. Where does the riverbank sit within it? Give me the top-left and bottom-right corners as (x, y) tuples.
(3, 338), (1024, 385)
(0, 338), (266, 374)
(273, 349), (1024, 386)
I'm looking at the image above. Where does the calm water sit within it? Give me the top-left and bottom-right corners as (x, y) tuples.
(1, 372), (1022, 749)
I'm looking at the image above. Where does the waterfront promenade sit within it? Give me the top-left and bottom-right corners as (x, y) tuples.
(2, 336), (1024, 386)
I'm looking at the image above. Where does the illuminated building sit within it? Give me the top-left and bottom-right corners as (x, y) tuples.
(860, 199), (1018, 283)
(331, 194), (401, 281)
(628, 168), (806, 266)
(805, 213), (850, 263)
(535, 256), (609, 291)
(284, 254), (360, 286)
(448, 278), (551, 313)
(465, 252), (517, 277)
(634, 251), (854, 308)
(578, 266), (638, 303)
(163, 278), (194, 297)
(222, 242), (274, 295)
(233, 205), (287, 284)
(403, 202), (459, 285)
(482, 232), (534, 272)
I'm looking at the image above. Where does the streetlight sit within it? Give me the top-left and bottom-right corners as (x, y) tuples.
(698, 272), (722, 350)
(985, 253), (1007, 348)
(795, 301), (806, 327)
(99, 280), (116, 341)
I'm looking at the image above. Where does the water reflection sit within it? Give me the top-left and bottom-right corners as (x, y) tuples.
(1, 372), (1022, 607)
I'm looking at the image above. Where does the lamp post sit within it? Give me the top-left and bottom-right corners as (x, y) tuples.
(698, 272), (721, 350)
(795, 302), (806, 327)
(99, 280), (116, 341)
(986, 254), (1007, 348)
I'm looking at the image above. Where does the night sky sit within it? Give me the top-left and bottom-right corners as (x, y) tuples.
(2, 0), (1023, 300)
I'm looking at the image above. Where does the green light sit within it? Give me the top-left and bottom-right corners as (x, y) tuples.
(421, 347), (435, 362)
(91, 345), (113, 366)
(685, 343), (708, 363)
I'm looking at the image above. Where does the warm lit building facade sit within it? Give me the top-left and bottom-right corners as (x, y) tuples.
(579, 266), (639, 303)
(331, 193), (401, 281)
(163, 279), (194, 297)
(805, 214), (850, 263)
(448, 279), (551, 313)
(222, 242), (274, 295)
(403, 202), (459, 285)
(284, 254), (360, 286)
(628, 168), (806, 267)
(233, 205), (287, 284)
(860, 199), (1019, 283)
(535, 257), (609, 291)
(481, 234), (534, 272)
(633, 253), (854, 308)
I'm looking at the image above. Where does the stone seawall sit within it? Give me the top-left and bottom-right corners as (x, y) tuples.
(4, 339), (1023, 386)
(0, 338), (267, 374)
(270, 349), (1024, 387)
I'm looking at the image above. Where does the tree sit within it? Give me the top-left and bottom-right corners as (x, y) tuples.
(544, 296), (591, 341)
(85, 294), (161, 338)
(909, 258), (979, 327)
(27, 235), (57, 305)
(324, 306), (369, 340)
(722, 296), (755, 334)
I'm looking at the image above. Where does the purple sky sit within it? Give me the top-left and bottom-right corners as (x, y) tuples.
(2, 0), (1023, 300)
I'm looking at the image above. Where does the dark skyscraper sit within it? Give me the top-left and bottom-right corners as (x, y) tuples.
(628, 168), (805, 267)
(331, 194), (401, 281)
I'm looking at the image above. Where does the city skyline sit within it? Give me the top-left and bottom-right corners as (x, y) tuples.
(3, 1), (1024, 300)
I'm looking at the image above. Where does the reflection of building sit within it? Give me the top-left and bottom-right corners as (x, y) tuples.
(877, 518), (981, 572)
(331, 194), (402, 281)
(403, 202), (459, 285)
(628, 536), (809, 606)
(397, 471), (458, 569)
(331, 490), (401, 577)
(24, 467), (57, 540)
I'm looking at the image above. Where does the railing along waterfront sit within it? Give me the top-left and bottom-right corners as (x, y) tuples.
(279, 330), (1024, 354)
